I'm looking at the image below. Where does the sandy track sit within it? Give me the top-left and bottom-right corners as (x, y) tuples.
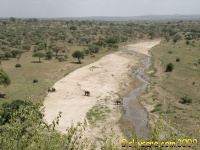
(43, 40), (160, 133)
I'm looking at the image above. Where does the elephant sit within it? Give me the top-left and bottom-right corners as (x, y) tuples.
(115, 100), (122, 105)
(85, 91), (90, 96)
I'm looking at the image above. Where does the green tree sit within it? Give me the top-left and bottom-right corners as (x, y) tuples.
(45, 51), (53, 60)
(32, 52), (46, 63)
(186, 40), (190, 45)
(70, 26), (77, 31)
(72, 51), (84, 64)
(11, 49), (22, 58)
(106, 36), (120, 44)
(165, 63), (174, 72)
(164, 35), (170, 42)
(4, 51), (12, 59)
(10, 17), (16, 22)
(173, 34), (182, 43)
(0, 69), (11, 87)
(149, 31), (155, 39)
(22, 44), (31, 51)
(0, 99), (43, 125)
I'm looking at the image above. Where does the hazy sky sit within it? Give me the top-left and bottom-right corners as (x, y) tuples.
(0, 0), (199, 18)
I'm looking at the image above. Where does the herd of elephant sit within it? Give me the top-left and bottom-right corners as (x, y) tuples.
(48, 89), (122, 105)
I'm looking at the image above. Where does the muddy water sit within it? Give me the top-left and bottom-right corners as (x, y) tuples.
(120, 49), (151, 140)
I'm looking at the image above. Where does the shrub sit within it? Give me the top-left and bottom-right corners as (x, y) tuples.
(176, 58), (180, 62)
(4, 51), (12, 59)
(58, 57), (65, 62)
(166, 63), (174, 72)
(33, 79), (38, 83)
(186, 40), (190, 45)
(168, 51), (173, 54)
(15, 63), (21, 67)
(45, 51), (52, 60)
(84, 49), (90, 55)
(180, 95), (192, 104)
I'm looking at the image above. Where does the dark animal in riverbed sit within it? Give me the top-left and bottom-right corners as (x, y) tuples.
(115, 100), (122, 105)
(85, 91), (90, 96)
(48, 87), (56, 92)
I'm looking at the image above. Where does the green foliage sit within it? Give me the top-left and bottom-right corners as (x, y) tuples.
(165, 63), (174, 72)
(186, 40), (190, 45)
(32, 52), (46, 62)
(93, 40), (106, 48)
(150, 107), (160, 113)
(70, 26), (77, 31)
(4, 51), (12, 59)
(72, 51), (84, 63)
(83, 49), (90, 55)
(0, 69), (11, 86)
(45, 51), (53, 60)
(15, 63), (22, 67)
(0, 99), (42, 125)
(33, 79), (38, 83)
(164, 35), (170, 42)
(22, 44), (31, 51)
(11, 49), (22, 58)
(106, 36), (120, 44)
(10, 17), (16, 22)
(168, 51), (173, 54)
(37, 43), (45, 50)
(0, 98), (90, 150)
(176, 58), (180, 62)
(108, 43), (118, 49)
(149, 31), (155, 39)
(180, 95), (192, 104)
(173, 34), (182, 43)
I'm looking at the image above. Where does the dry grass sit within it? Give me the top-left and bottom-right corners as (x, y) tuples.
(143, 39), (200, 139)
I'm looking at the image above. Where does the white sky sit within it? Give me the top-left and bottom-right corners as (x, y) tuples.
(0, 0), (199, 18)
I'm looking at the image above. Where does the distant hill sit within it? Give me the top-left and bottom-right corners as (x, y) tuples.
(40, 15), (200, 21)
(2, 15), (200, 21)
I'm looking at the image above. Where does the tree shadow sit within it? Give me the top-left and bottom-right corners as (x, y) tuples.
(30, 61), (42, 63)
(70, 61), (81, 64)
(0, 93), (6, 98)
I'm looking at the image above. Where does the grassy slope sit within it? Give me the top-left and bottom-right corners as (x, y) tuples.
(147, 39), (200, 139)
(0, 45), (114, 104)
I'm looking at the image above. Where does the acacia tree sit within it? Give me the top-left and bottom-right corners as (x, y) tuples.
(32, 52), (45, 63)
(72, 51), (84, 64)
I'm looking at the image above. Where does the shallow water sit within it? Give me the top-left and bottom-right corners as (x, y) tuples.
(121, 50), (151, 140)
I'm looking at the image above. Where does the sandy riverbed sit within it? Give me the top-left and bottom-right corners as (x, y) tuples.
(43, 40), (160, 136)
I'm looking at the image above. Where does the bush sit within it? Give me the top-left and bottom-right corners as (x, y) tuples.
(186, 40), (190, 45)
(15, 63), (21, 67)
(0, 99), (43, 125)
(33, 79), (38, 83)
(58, 57), (65, 62)
(168, 51), (173, 54)
(4, 51), (12, 59)
(166, 63), (174, 72)
(176, 58), (180, 62)
(180, 95), (192, 104)
(45, 51), (52, 60)
(84, 49), (90, 55)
